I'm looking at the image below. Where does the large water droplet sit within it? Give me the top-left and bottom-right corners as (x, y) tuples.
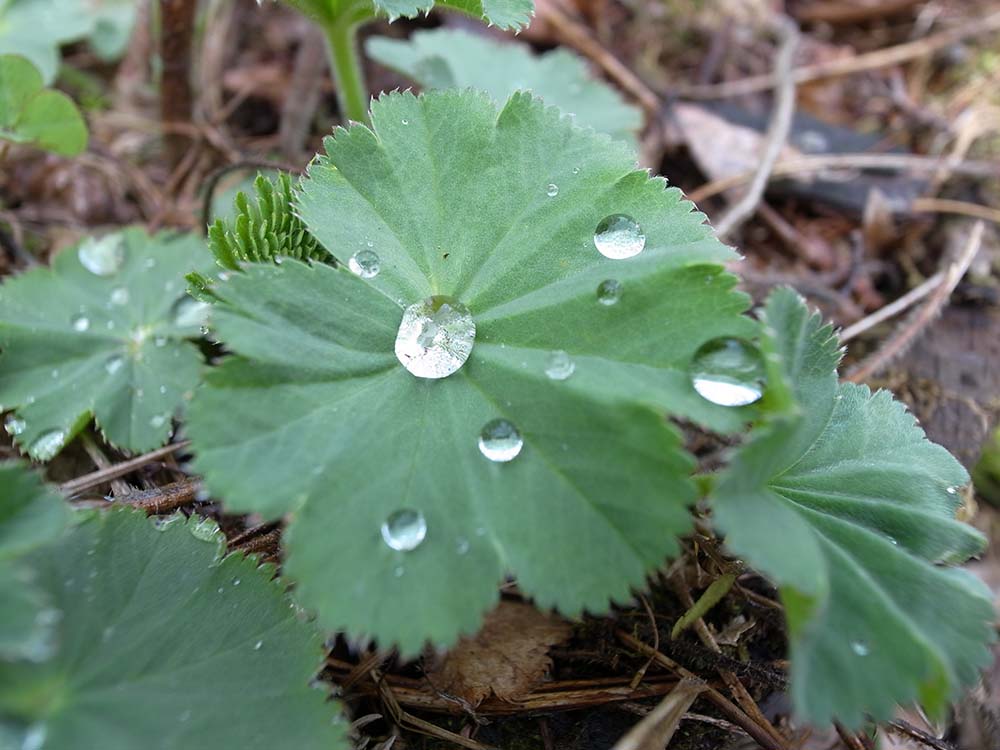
(71, 314), (90, 332)
(545, 350), (575, 381)
(4, 414), (26, 436)
(30, 429), (67, 461)
(478, 419), (523, 462)
(109, 287), (129, 306)
(395, 296), (475, 379)
(78, 235), (126, 276)
(690, 338), (765, 407)
(597, 279), (622, 305)
(348, 250), (380, 279)
(850, 640), (870, 656)
(381, 509), (427, 551)
(594, 214), (645, 259)
(172, 297), (211, 328)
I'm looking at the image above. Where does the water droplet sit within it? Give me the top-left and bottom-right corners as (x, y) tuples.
(232, 578), (241, 586)
(109, 287), (129, 306)
(545, 350), (575, 380)
(150, 414), (168, 428)
(29, 430), (67, 461)
(851, 640), (870, 656)
(946, 485), (958, 495)
(189, 516), (220, 542)
(154, 335), (167, 347)
(593, 214), (645, 259)
(395, 296), (475, 379)
(50, 369), (59, 379)
(401, 118), (409, 125)
(21, 724), (47, 750)
(143, 257), (156, 270)
(572, 167), (580, 175)
(455, 537), (470, 555)
(690, 338), (766, 407)
(172, 297), (211, 328)
(71, 314), (90, 332)
(381, 509), (427, 551)
(105, 356), (124, 375)
(154, 513), (184, 531)
(5, 414), (26, 436)
(393, 565), (405, 577)
(546, 183), (559, 197)
(348, 249), (380, 279)
(78, 235), (126, 276)
(478, 419), (523, 463)
(597, 279), (622, 305)
(254, 640), (263, 650)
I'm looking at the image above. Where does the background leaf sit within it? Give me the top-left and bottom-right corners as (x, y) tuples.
(367, 28), (642, 146)
(190, 90), (759, 652)
(287, 0), (532, 29)
(0, 0), (92, 84)
(712, 288), (995, 727)
(0, 228), (211, 459)
(0, 462), (69, 662)
(0, 509), (346, 749)
(0, 54), (87, 155)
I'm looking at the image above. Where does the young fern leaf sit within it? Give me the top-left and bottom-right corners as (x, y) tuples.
(189, 89), (762, 652)
(0, 228), (212, 459)
(365, 28), (642, 146)
(0, 462), (70, 661)
(712, 288), (995, 728)
(208, 172), (327, 270)
(0, 508), (346, 750)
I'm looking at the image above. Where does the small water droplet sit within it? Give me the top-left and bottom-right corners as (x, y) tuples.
(143, 257), (156, 270)
(597, 279), (622, 305)
(154, 335), (167, 347)
(851, 640), (870, 656)
(401, 118), (409, 125)
(478, 419), (523, 462)
(154, 514), (184, 531)
(594, 214), (645, 259)
(189, 516), (220, 542)
(456, 537), (470, 555)
(21, 724), (47, 750)
(690, 338), (766, 407)
(172, 297), (211, 328)
(393, 565), (405, 577)
(50, 369), (59, 379)
(29, 430), (67, 461)
(109, 287), (129, 306)
(546, 183), (559, 197)
(105, 356), (124, 375)
(395, 296), (475, 379)
(4, 414), (26, 436)
(381, 509), (427, 551)
(71, 314), (90, 332)
(572, 167), (580, 175)
(150, 414), (168, 428)
(78, 235), (126, 276)
(254, 640), (263, 650)
(545, 350), (575, 380)
(348, 249), (380, 279)
(232, 578), (241, 586)
(946, 485), (958, 495)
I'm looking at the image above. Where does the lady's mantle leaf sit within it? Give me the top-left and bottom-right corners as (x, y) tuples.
(0, 54), (87, 156)
(366, 29), (642, 145)
(0, 509), (345, 749)
(287, 0), (532, 31)
(189, 90), (758, 652)
(0, 228), (211, 459)
(713, 288), (995, 728)
(0, 462), (69, 661)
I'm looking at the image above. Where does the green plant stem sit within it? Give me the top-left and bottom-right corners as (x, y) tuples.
(323, 19), (369, 125)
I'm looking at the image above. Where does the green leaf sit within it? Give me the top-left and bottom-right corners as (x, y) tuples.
(208, 172), (328, 270)
(366, 28), (642, 146)
(712, 288), (995, 728)
(189, 90), (758, 652)
(287, 0), (532, 29)
(0, 54), (86, 155)
(0, 462), (69, 661)
(0, 228), (212, 460)
(0, 0), (92, 84)
(0, 508), (346, 749)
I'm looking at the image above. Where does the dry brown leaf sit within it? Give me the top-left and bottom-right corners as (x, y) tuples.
(425, 601), (572, 706)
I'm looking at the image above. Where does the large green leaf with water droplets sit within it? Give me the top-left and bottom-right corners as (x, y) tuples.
(0, 462), (69, 662)
(188, 90), (759, 652)
(366, 29), (641, 146)
(0, 228), (212, 460)
(0, 508), (345, 749)
(287, 0), (531, 30)
(712, 288), (995, 728)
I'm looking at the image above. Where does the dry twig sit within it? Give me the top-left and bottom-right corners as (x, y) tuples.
(60, 441), (191, 495)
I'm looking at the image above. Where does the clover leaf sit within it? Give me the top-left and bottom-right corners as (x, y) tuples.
(366, 28), (642, 146)
(712, 288), (995, 728)
(0, 462), (69, 661)
(188, 89), (760, 652)
(0, 228), (212, 460)
(0, 508), (346, 749)
(0, 54), (87, 156)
